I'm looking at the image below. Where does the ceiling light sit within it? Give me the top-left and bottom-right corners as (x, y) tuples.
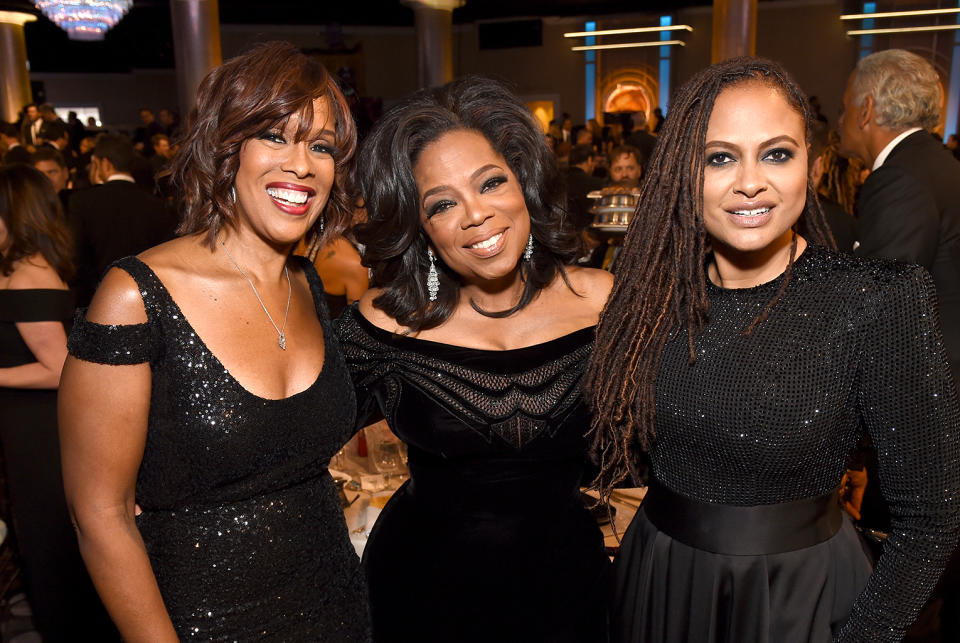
(841, 8), (960, 20)
(847, 24), (960, 35)
(564, 25), (693, 38)
(572, 40), (686, 51)
(32, 0), (132, 41)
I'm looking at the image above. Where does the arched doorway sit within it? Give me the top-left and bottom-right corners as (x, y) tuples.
(599, 67), (659, 122)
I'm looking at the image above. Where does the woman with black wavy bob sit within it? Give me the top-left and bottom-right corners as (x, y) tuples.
(337, 76), (613, 641)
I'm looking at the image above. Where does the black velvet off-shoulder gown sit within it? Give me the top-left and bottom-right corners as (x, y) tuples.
(336, 308), (610, 643)
(67, 256), (371, 641)
(612, 245), (960, 643)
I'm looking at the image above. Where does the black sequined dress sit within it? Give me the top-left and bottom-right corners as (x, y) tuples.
(67, 257), (371, 641)
(612, 245), (960, 643)
(336, 307), (610, 642)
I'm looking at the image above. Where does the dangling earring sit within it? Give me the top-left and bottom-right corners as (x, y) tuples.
(426, 248), (440, 302)
(319, 216), (324, 234)
(230, 185), (237, 203)
(523, 233), (534, 261)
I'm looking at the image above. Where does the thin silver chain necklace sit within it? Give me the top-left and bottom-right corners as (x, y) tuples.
(219, 240), (292, 350)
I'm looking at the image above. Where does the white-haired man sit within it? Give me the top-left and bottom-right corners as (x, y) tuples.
(839, 48), (960, 639)
(839, 49), (959, 380)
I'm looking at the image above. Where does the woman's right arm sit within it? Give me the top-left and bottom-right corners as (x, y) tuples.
(58, 267), (179, 642)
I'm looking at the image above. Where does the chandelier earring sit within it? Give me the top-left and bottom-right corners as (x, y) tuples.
(523, 233), (534, 261)
(426, 248), (440, 302)
(230, 185), (237, 203)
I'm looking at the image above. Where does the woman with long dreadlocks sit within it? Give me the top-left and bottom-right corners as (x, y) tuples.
(588, 57), (960, 642)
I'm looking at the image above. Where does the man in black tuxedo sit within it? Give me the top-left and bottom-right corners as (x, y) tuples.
(566, 144), (605, 231)
(68, 134), (177, 306)
(839, 49), (960, 380)
(839, 48), (960, 639)
(1, 122), (30, 164)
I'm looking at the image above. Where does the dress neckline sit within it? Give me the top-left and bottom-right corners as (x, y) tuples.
(125, 256), (328, 403)
(706, 243), (817, 295)
(349, 304), (596, 356)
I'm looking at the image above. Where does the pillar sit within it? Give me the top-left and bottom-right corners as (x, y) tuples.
(170, 0), (222, 118)
(711, 0), (757, 63)
(402, 0), (464, 89)
(0, 9), (36, 123)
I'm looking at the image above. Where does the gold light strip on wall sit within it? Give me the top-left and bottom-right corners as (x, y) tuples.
(840, 8), (960, 20)
(847, 24), (960, 35)
(564, 25), (693, 38)
(572, 40), (686, 51)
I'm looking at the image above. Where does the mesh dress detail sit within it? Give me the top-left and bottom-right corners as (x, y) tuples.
(612, 244), (960, 643)
(336, 307), (610, 642)
(66, 256), (371, 641)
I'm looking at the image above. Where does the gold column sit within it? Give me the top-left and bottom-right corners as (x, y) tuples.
(170, 0), (222, 117)
(711, 0), (757, 63)
(0, 9), (36, 123)
(402, 0), (464, 89)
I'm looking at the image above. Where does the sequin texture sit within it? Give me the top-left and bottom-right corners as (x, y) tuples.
(67, 256), (371, 641)
(648, 244), (960, 641)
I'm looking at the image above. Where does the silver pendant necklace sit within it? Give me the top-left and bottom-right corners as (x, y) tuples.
(219, 240), (292, 350)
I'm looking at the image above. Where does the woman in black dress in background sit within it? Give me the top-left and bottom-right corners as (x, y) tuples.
(0, 165), (114, 640)
(58, 42), (370, 640)
(336, 77), (613, 642)
(587, 57), (960, 642)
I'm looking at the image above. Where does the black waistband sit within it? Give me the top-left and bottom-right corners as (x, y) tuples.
(641, 480), (843, 556)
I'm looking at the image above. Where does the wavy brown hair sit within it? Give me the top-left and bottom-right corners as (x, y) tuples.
(585, 57), (834, 498)
(0, 164), (74, 282)
(354, 76), (582, 331)
(169, 41), (357, 249)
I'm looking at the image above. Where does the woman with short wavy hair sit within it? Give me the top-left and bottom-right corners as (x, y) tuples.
(58, 42), (370, 640)
(337, 76), (613, 641)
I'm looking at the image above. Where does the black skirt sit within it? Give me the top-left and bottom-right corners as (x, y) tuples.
(611, 507), (873, 643)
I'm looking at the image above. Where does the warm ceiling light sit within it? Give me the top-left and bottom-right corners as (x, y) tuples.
(564, 25), (693, 38)
(572, 40), (686, 51)
(847, 24), (960, 35)
(841, 8), (960, 20)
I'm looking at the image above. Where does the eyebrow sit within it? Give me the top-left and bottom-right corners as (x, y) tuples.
(704, 134), (800, 150)
(420, 163), (504, 208)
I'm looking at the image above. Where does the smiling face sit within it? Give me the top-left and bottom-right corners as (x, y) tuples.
(414, 129), (531, 286)
(700, 81), (807, 258)
(232, 97), (337, 247)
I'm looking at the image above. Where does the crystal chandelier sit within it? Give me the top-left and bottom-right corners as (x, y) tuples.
(32, 0), (133, 41)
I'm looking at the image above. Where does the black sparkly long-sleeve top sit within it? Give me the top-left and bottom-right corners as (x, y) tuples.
(651, 244), (960, 642)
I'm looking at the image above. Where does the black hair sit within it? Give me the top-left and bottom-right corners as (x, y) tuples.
(354, 75), (582, 331)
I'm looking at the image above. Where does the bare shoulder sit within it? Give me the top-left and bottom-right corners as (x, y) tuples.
(85, 267), (148, 326)
(565, 266), (614, 304)
(357, 287), (405, 332)
(138, 235), (200, 274)
(7, 254), (67, 290)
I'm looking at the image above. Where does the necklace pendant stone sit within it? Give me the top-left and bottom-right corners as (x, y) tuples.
(278, 333), (287, 350)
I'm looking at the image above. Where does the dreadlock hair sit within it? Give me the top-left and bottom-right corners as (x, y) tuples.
(584, 57), (835, 499)
(354, 75), (581, 332)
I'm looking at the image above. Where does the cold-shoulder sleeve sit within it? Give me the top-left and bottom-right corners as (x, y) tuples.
(66, 258), (163, 366)
(838, 265), (960, 641)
